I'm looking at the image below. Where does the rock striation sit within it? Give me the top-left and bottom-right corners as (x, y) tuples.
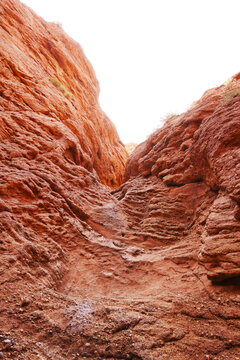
(0, 0), (127, 188)
(1, 1), (240, 359)
(124, 79), (240, 282)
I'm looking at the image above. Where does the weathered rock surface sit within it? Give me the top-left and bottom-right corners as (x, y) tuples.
(0, 0), (127, 188)
(124, 81), (240, 282)
(1, 1), (240, 359)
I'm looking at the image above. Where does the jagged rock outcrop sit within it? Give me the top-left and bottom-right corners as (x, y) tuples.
(1, 1), (240, 359)
(124, 80), (240, 282)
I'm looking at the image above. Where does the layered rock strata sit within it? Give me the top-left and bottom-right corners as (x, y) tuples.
(0, 0), (127, 188)
(1, 1), (240, 359)
(124, 81), (240, 282)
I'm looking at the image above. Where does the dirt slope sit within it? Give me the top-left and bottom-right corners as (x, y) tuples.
(1, 1), (240, 360)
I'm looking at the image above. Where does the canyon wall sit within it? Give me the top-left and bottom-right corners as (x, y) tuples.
(1, 1), (240, 359)
(0, 0), (127, 188)
(124, 79), (240, 282)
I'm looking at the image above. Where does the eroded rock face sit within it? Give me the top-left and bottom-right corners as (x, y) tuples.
(124, 80), (240, 282)
(1, 1), (240, 359)
(0, 0), (127, 188)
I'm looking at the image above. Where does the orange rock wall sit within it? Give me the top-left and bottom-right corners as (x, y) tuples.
(0, 0), (128, 188)
(124, 77), (240, 282)
(1, 1), (240, 359)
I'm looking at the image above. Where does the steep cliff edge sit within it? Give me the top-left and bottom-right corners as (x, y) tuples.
(1, 1), (240, 359)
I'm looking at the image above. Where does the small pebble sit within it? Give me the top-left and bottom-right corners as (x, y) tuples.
(3, 339), (11, 344)
(3, 339), (12, 349)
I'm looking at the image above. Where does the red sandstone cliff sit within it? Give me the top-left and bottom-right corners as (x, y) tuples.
(0, 0), (128, 188)
(124, 78), (240, 283)
(1, 1), (240, 359)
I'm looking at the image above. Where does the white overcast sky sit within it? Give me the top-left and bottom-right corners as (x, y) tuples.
(21, 0), (240, 144)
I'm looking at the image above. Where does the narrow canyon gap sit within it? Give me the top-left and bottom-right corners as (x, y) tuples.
(1, 1), (240, 359)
